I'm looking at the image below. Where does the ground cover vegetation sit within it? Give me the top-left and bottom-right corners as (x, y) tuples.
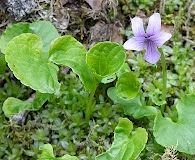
(0, 0), (195, 159)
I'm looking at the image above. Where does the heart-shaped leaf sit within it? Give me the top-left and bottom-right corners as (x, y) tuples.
(86, 42), (126, 79)
(38, 144), (79, 160)
(49, 35), (95, 91)
(29, 21), (59, 53)
(95, 118), (148, 160)
(5, 33), (60, 94)
(0, 21), (59, 54)
(108, 87), (158, 118)
(0, 22), (30, 54)
(3, 92), (50, 118)
(154, 94), (195, 155)
(116, 72), (140, 100)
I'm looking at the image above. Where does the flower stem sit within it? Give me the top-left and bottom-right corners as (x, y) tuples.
(159, 48), (167, 114)
(85, 80), (99, 121)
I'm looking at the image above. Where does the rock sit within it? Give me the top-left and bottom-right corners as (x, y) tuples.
(0, 0), (36, 21)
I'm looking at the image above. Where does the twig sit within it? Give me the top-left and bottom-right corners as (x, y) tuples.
(185, 0), (195, 38)
(78, 124), (99, 148)
(183, 37), (195, 45)
(0, 20), (10, 28)
(159, 0), (165, 15)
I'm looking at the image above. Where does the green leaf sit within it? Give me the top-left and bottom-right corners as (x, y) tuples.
(130, 128), (148, 160)
(116, 63), (131, 77)
(5, 33), (60, 94)
(108, 87), (158, 118)
(0, 54), (6, 74)
(149, 92), (166, 106)
(3, 97), (31, 118)
(29, 21), (59, 53)
(154, 94), (195, 155)
(86, 42), (126, 79)
(0, 21), (59, 54)
(116, 72), (140, 100)
(32, 92), (51, 110)
(95, 118), (148, 160)
(3, 91), (50, 118)
(38, 144), (79, 160)
(49, 35), (95, 91)
(0, 22), (30, 54)
(101, 74), (116, 84)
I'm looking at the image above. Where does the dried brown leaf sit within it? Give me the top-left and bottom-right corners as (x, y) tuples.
(85, 0), (103, 10)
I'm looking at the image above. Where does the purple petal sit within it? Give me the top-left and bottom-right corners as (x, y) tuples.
(131, 17), (145, 37)
(149, 32), (172, 48)
(144, 41), (160, 64)
(123, 37), (145, 51)
(146, 13), (161, 36)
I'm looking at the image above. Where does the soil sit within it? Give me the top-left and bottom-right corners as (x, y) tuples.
(0, 0), (124, 49)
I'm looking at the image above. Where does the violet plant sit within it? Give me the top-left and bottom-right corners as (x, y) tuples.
(0, 21), (145, 159)
(0, 12), (195, 159)
(123, 13), (171, 113)
(122, 13), (195, 155)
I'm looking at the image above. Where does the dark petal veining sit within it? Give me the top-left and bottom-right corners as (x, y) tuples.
(144, 40), (161, 64)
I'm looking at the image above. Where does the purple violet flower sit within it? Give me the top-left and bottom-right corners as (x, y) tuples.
(123, 13), (172, 64)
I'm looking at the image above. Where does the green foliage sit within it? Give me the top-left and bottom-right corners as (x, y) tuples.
(3, 91), (51, 118)
(101, 74), (116, 84)
(0, 21), (59, 54)
(116, 63), (131, 77)
(108, 87), (158, 118)
(86, 42), (126, 80)
(0, 54), (6, 74)
(164, 0), (185, 13)
(119, 0), (157, 15)
(38, 144), (79, 160)
(0, 22), (30, 54)
(154, 94), (195, 155)
(0, 78), (32, 103)
(29, 21), (60, 53)
(3, 97), (31, 118)
(5, 33), (60, 94)
(95, 118), (148, 160)
(0, 71), (124, 159)
(116, 72), (140, 100)
(0, 0), (194, 158)
(49, 35), (94, 91)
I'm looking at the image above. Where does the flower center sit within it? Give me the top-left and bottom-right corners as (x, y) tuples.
(144, 38), (152, 44)
(144, 34), (150, 38)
